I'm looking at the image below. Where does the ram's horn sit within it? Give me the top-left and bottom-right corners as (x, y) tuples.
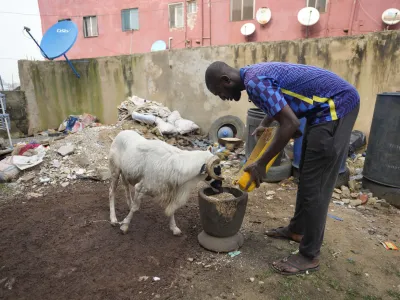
(206, 156), (224, 181)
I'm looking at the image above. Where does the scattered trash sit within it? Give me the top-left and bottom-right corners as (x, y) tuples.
(348, 130), (367, 156)
(350, 199), (362, 207)
(138, 276), (149, 282)
(57, 144), (75, 157)
(228, 251), (241, 258)
(327, 214), (343, 221)
(4, 277), (15, 290)
(26, 192), (43, 199)
(292, 249), (299, 255)
(381, 241), (398, 250)
(249, 277), (255, 282)
(333, 201), (344, 206)
(39, 177), (50, 183)
(58, 113), (97, 134)
(153, 277), (161, 282)
(259, 281), (264, 285)
(0, 157), (20, 183)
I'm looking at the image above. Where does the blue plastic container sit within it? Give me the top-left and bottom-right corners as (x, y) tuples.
(293, 118), (346, 173)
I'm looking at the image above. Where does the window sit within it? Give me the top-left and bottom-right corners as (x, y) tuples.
(83, 16), (98, 37)
(169, 3), (184, 28)
(307, 0), (327, 13)
(121, 8), (139, 31)
(187, 1), (197, 14)
(230, 0), (254, 21)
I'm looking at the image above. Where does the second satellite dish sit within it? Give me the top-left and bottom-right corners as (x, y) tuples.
(297, 7), (320, 26)
(382, 8), (400, 25)
(240, 23), (256, 36)
(151, 40), (167, 52)
(256, 7), (272, 25)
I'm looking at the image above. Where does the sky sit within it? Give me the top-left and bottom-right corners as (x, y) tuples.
(0, 0), (43, 87)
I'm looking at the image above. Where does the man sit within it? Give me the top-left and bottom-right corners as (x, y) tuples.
(205, 61), (360, 275)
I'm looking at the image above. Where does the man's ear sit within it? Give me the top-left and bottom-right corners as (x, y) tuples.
(221, 75), (231, 84)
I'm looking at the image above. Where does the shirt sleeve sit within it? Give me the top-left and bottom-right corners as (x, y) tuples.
(246, 76), (287, 117)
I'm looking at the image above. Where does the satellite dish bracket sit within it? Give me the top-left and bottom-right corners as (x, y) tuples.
(24, 21), (80, 78)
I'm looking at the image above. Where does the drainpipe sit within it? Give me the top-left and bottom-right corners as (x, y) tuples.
(169, 37), (173, 50)
(348, 0), (357, 35)
(209, 0), (212, 45)
(184, 0), (188, 47)
(201, 0), (204, 46)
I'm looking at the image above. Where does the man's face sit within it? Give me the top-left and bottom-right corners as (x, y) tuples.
(210, 76), (242, 101)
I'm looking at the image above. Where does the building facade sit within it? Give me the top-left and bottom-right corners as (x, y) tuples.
(37, 0), (400, 59)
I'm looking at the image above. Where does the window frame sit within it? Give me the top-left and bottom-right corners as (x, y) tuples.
(306, 0), (328, 13)
(168, 2), (185, 29)
(121, 8), (140, 32)
(230, 0), (255, 22)
(187, 1), (197, 14)
(83, 15), (98, 38)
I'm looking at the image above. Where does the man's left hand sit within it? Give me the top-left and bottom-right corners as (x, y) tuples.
(244, 161), (266, 190)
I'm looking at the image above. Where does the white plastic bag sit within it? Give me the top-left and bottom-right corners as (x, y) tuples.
(155, 117), (178, 135)
(167, 111), (182, 125)
(0, 157), (20, 182)
(132, 112), (157, 125)
(175, 119), (200, 135)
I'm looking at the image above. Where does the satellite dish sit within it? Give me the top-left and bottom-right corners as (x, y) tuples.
(297, 7), (320, 26)
(24, 20), (80, 78)
(256, 7), (272, 25)
(382, 8), (400, 25)
(240, 23), (256, 36)
(151, 40), (167, 52)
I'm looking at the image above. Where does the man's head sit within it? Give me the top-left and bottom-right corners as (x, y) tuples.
(205, 61), (245, 101)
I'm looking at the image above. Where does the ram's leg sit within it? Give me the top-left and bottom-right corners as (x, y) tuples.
(165, 187), (190, 236)
(109, 166), (120, 226)
(169, 214), (182, 236)
(120, 181), (144, 234)
(121, 174), (134, 210)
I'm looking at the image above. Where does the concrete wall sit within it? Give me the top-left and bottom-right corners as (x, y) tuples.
(19, 31), (400, 137)
(0, 91), (29, 138)
(38, 0), (400, 59)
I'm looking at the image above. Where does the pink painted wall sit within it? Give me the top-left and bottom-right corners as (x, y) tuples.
(38, 0), (400, 59)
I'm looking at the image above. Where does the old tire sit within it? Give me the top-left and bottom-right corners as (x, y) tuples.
(208, 115), (245, 143)
(264, 159), (292, 183)
(292, 166), (350, 188)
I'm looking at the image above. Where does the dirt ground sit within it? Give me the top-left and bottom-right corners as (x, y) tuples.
(1, 177), (399, 300)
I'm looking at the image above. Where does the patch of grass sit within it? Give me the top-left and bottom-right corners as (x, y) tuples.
(260, 268), (274, 279)
(363, 295), (382, 300)
(328, 279), (342, 291)
(387, 290), (400, 300)
(345, 288), (361, 300)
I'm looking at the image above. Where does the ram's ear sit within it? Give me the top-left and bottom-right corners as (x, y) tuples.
(207, 146), (213, 153)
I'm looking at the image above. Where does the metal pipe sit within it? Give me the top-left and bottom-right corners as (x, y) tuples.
(201, 0), (204, 45)
(169, 37), (173, 50)
(209, 0), (211, 45)
(348, 0), (357, 35)
(184, 0), (187, 47)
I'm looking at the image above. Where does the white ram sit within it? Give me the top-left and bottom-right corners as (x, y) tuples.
(108, 130), (223, 235)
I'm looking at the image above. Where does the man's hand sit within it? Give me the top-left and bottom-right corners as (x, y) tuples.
(244, 161), (266, 190)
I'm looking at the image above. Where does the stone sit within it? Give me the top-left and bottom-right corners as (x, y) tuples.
(26, 192), (43, 199)
(61, 182), (69, 188)
(138, 276), (149, 282)
(367, 197), (378, 205)
(74, 155), (90, 167)
(341, 186), (351, 198)
(249, 277), (255, 282)
(359, 194), (368, 205)
(96, 167), (111, 181)
(350, 199), (362, 207)
(266, 191), (276, 196)
(357, 206), (366, 211)
(20, 173), (35, 182)
(381, 201), (390, 208)
(334, 188), (342, 194)
(348, 180), (356, 191)
(351, 193), (359, 199)
(342, 199), (351, 204)
(57, 144), (75, 157)
(187, 258), (194, 262)
(258, 281), (264, 285)
(52, 159), (61, 168)
(332, 192), (341, 200)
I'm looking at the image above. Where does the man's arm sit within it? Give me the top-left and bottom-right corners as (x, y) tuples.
(258, 106), (299, 166)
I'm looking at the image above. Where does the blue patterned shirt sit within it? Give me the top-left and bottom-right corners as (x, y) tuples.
(240, 62), (360, 125)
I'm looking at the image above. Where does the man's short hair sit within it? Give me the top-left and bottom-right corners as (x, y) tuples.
(205, 61), (228, 90)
